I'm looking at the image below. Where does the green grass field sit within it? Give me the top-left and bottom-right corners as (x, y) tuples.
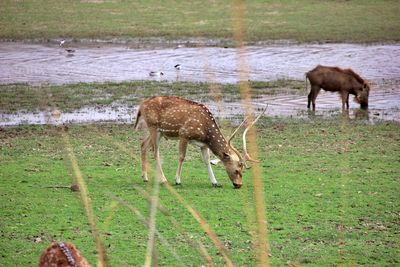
(1, 0), (399, 43)
(1, 118), (399, 266)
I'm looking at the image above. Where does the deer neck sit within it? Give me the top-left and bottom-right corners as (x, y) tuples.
(206, 126), (230, 159)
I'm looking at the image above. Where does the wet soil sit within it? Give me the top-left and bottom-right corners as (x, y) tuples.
(1, 84), (398, 126)
(0, 42), (399, 125)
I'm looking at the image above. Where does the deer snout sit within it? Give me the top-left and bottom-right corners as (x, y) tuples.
(233, 182), (242, 189)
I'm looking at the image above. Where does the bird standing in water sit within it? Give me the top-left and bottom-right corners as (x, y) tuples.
(149, 71), (164, 77)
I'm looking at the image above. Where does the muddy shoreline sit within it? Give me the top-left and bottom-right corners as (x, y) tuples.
(3, 37), (400, 49)
(6, 37), (398, 49)
(1, 84), (399, 126)
(1, 41), (399, 125)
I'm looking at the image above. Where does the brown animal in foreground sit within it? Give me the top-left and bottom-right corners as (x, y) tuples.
(134, 96), (264, 189)
(38, 242), (91, 267)
(306, 65), (370, 110)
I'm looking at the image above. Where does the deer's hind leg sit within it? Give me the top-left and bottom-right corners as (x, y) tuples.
(307, 90), (313, 109)
(174, 138), (188, 185)
(140, 134), (152, 182)
(308, 85), (321, 111)
(152, 131), (168, 183)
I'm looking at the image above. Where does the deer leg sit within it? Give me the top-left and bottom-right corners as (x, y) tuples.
(307, 90), (313, 109)
(341, 91), (350, 110)
(140, 135), (152, 182)
(152, 131), (168, 183)
(310, 86), (321, 111)
(201, 147), (220, 187)
(175, 139), (188, 185)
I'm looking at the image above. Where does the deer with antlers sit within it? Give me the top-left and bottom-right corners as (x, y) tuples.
(134, 96), (264, 189)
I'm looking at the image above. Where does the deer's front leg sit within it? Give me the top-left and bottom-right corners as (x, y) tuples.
(201, 147), (220, 187)
(175, 139), (188, 185)
(340, 90), (350, 110)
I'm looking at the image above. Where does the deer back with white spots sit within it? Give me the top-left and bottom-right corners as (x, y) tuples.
(38, 242), (91, 267)
(134, 96), (264, 188)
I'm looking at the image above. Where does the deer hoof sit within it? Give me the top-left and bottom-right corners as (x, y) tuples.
(175, 182), (182, 186)
(212, 183), (222, 188)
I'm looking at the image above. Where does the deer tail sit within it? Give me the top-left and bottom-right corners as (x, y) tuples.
(133, 109), (141, 130)
(305, 73), (308, 92)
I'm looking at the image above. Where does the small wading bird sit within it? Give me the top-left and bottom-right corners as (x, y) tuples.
(149, 71), (164, 76)
(174, 64), (181, 70)
(59, 39), (76, 55)
(134, 96), (266, 189)
(66, 49), (75, 54)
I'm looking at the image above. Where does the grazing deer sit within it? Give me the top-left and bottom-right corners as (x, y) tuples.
(306, 65), (370, 110)
(134, 96), (264, 189)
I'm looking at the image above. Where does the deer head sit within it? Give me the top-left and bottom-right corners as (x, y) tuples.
(212, 108), (266, 188)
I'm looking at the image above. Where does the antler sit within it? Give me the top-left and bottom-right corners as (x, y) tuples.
(242, 106), (268, 164)
(226, 106), (267, 165)
(228, 116), (249, 146)
(227, 115), (250, 162)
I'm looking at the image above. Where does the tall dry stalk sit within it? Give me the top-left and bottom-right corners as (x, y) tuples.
(231, 1), (270, 266)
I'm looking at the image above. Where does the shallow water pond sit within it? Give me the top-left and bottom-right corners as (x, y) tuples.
(0, 42), (399, 125)
(1, 42), (400, 84)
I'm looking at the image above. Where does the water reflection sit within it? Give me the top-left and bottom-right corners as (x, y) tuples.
(354, 109), (370, 121)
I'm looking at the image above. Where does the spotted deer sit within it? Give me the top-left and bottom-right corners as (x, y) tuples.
(134, 96), (264, 189)
(38, 242), (91, 267)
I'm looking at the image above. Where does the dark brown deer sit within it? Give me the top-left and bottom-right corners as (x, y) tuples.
(134, 96), (264, 189)
(306, 65), (370, 110)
